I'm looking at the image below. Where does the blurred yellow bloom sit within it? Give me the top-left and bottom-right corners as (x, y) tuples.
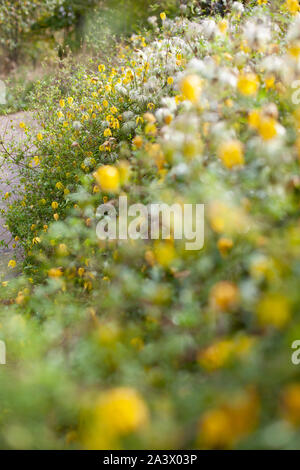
(145, 123), (157, 136)
(256, 293), (290, 329)
(198, 388), (259, 449)
(198, 339), (234, 371)
(82, 387), (148, 449)
(180, 75), (202, 103)
(217, 237), (233, 256)
(282, 383), (300, 426)
(51, 201), (58, 210)
(218, 19), (228, 34)
(288, 42), (300, 58)
(103, 128), (112, 137)
(160, 12), (166, 21)
(8, 260), (16, 268)
(154, 241), (176, 268)
(48, 268), (63, 278)
(284, 0), (299, 14)
(210, 281), (240, 312)
(57, 244), (69, 256)
(78, 267), (85, 277)
(59, 99), (65, 108)
(265, 75), (275, 89)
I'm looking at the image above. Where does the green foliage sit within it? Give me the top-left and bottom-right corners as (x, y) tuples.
(0, 0), (62, 64)
(1, 1), (300, 450)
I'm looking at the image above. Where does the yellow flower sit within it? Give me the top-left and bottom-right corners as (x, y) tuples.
(217, 237), (233, 256)
(93, 165), (120, 193)
(167, 76), (174, 85)
(103, 128), (112, 137)
(59, 99), (65, 108)
(282, 383), (300, 426)
(288, 41), (300, 59)
(284, 0), (299, 14)
(118, 161), (131, 185)
(154, 241), (175, 268)
(78, 267), (85, 277)
(217, 140), (244, 169)
(256, 293), (290, 329)
(55, 182), (64, 190)
(160, 12), (166, 21)
(237, 73), (259, 96)
(257, 116), (278, 140)
(248, 110), (261, 129)
(82, 387), (149, 449)
(198, 389), (259, 449)
(54, 213), (59, 221)
(218, 19), (228, 34)
(67, 97), (74, 105)
(98, 387), (148, 434)
(8, 260), (16, 268)
(210, 281), (240, 312)
(199, 408), (233, 448)
(265, 75), (275, 89)
(51, 201), (58, 210)
(37, 133), (43, 141)
(164, 113), (173, 125)
(180, 75), (202, 103)
(19, 121), (26, 129)
(132, 135), (143, 149)
(48, 268), (63, 278)
(198, 339), (234, 371)
(57, 244), (68, 256)
(145, 123), (157, 136)
(144, 112), (156, 123)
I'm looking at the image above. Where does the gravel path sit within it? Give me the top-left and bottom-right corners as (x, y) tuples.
(0, 112), (33, 278)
